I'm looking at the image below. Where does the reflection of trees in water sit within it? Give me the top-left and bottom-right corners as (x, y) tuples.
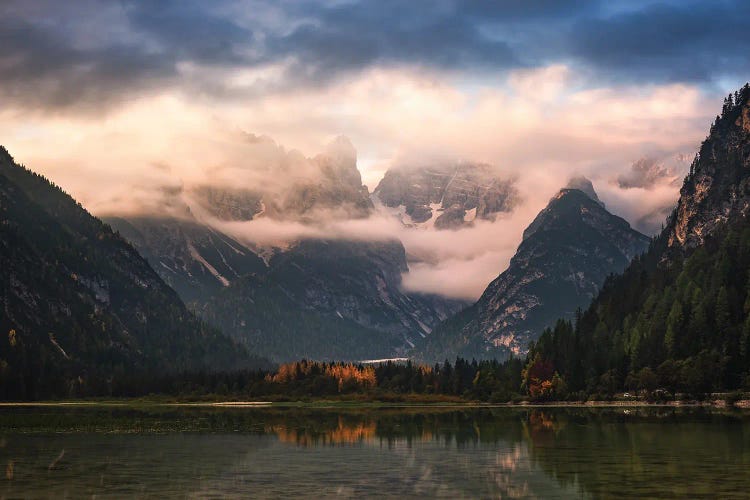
(523, 408), (750, 498)
(2, 407), (748, 498)
(269, 410), (570, 498)
(259, 409), (577, 498)
(270, 417), (378, 446)
(523, 409), (567, 448)
(261, 409), (531, 449)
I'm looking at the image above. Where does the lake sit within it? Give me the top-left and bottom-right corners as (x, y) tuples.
(0, 405), (748, 498)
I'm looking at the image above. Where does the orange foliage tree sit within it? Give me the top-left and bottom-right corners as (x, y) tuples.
(267, 360), (376, 393)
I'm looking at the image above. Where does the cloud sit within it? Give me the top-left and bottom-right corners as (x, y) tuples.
(1, 0), (743, 302)
(3, 1), (744, 304)
(123, 0), (253, 65)
(615, 155), (688, 190)
(598, 180), (685, 237)
(2, 0), (748, 115)
(595, 153), (691, 235)
(0, 64), (717, 299)
(206, 208), (535, 300)
(265, 1), (522, 85)
(0, 2), (175, 111)
(567, 0), (750, 85)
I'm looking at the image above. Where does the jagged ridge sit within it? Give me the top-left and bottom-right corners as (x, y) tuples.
(419, 179), (649, 362)
(529, 83), (750, 394)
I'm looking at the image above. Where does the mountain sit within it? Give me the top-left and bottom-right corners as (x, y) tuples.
(105, 136), (377, 305)
(0, 148), (264, 400)
(373, 162), (518, 229)
(419, 177), (650, 362)
(104, 216), (267, 304)
(107, 137), (464, 362)
(667, 93), (750, 250)
(188, 135), (373, 222)
(529, 84), (750, 395)
(198, 239), (461, 361)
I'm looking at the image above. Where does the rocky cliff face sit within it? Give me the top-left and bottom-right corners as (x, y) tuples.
(419, 178), (650, 361)
(373, 162), (518, 229)
(191, 186), (264, 222)
(189, 136), (372, 222)
(666, 85), (750, 250)
(106, 212), (464, 361)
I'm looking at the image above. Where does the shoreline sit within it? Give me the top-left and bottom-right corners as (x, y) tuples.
(1, 399), (749, 409)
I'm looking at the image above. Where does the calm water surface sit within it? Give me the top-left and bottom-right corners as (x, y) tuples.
(0, 406), (748, 498)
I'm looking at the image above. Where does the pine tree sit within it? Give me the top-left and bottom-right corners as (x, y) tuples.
(665, 301), (683, 356)
(741, 316), (750, 360)
(715, 286), (731, 342)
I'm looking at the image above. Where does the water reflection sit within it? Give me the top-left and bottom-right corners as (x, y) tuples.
(0, 407), (748, 498)
(269, 416), (378, 446)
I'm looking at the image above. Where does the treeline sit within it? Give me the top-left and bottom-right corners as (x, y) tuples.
(139, 218), (750, 403)
(13, 358), (523, 402)
(527, 215), (750, 401)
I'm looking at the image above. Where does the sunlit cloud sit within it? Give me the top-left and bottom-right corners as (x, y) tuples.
(3, 0), (742, 301)
(0, 62), (720, 299)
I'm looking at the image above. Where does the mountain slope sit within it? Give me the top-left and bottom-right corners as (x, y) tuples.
(104, 136), (370, 305)
(419, 177), (650, 362)
(197, 239), (461, 361)
(107, 138), (464, 362)
(530, 84), (750, 394)
(0, 148), (262, 400)
(105, 216), (267, 304)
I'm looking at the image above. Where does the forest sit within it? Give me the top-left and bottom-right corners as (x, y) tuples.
(59, 358), (527, 403)
(527, 217), (750, 401)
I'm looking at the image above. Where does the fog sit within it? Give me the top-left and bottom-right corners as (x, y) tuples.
(0, 65), (714, 300)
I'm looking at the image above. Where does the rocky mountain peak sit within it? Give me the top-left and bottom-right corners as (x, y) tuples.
(191, 185), (263, 222)
(522, 183), (611, 242)
(667, 84), (750, 249)
(565, 176), (603, 207)
(373, 161), (518, 229)
(324, 135), (357, 163)
(184, 136), (372, 223)
(419, 178), (649, 361)
(315, 136), (362, 188)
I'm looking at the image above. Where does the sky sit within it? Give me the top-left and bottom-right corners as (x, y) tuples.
(1, 0), (748, 300)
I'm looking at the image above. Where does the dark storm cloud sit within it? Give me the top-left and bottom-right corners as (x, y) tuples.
(0, 8), (173, 110)
(268, 5), (519, 85)
(0, 0), (256, 110)
(1, 0), (747, 112)
(567, 0), (750, 83)
(460, 0), (600, 21)
(123, 0), (253, 64)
